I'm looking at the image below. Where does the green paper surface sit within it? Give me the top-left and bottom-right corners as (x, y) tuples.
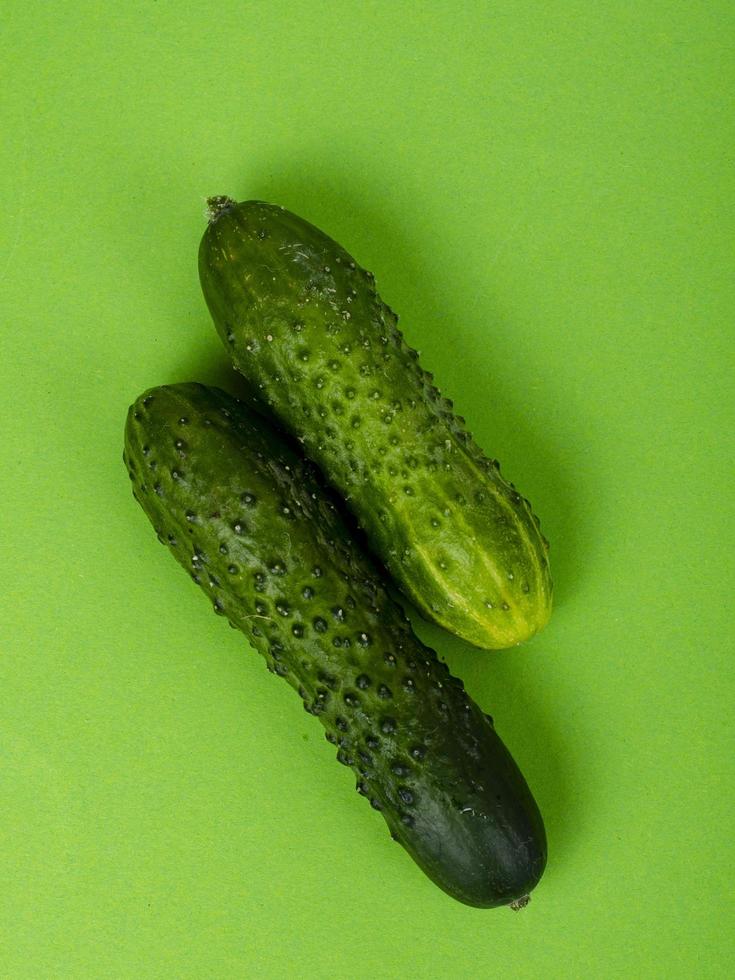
(2, 2), (733, 976)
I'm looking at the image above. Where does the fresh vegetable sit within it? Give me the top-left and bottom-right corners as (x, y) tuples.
(124, 382), (547, 907)
(199, 198), (552, 649)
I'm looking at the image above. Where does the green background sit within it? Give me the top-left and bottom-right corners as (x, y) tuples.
(2, 2), (733, 976)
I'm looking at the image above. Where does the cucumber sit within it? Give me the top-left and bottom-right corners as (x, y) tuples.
(199, 198), (552, 649)
(123, 383), (546, 908)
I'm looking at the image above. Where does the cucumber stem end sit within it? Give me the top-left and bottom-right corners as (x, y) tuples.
(509, 895), (531, 911)
(205, 195), (237, 224)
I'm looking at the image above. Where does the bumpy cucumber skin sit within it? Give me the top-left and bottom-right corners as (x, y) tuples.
(123, 383), (546, 908)
(198, 199), (552, 650)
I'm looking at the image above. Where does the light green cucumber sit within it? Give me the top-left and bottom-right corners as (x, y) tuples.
(198, 198), (552, 649)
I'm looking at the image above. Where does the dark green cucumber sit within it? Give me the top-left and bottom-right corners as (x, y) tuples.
(199, 198), (552, 650)
(124, 383), (546, 908)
